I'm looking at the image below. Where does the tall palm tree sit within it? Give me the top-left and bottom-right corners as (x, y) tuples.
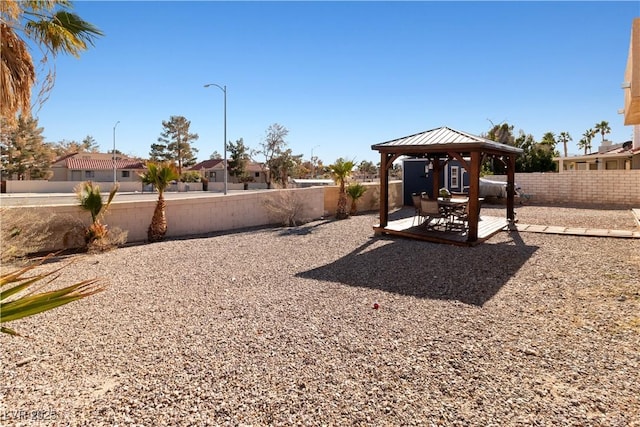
(139, 162), (179, 242)
(329, 158), (355, 220)
(579, 129), (595, 155)
(557, 132), (572, 157)
(594, 121), (611, 142)
(0, 1), (103, 121)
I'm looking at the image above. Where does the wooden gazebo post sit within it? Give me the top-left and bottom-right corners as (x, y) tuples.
(377, 152), (390, 228)
(506, 154), (517, 222)
(466, 151), (482, 242)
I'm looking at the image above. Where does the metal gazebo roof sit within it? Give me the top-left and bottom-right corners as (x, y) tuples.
(372, 126), (523, 156)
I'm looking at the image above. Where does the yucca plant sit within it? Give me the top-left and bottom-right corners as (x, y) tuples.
(75, 181), (118, 243)
(346, 183), (367, 216)
(1, 255), (104, 337)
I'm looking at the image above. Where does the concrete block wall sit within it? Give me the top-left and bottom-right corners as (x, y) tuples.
(323, 181), (402, 216)
(491, 170), (640, 207)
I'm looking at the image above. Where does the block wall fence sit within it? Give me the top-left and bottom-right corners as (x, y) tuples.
(1, 182), (404, 248)
(491, 170), (640, 207)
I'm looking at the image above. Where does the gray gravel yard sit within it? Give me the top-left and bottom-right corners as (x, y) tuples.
(1, 205), (639, 426)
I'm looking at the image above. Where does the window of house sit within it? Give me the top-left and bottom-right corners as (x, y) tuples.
(255, 172), (260, 178)
(450, 166), (459, 188)
(122, 171), (130, 178)
(85, 170), (95, 178)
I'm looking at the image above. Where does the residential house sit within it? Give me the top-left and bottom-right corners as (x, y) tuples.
(555, 131), (640, 172)
(50, 152), (146, 182)
(189, 159), (267, 184)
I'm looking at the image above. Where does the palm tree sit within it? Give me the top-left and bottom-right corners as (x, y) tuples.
(0, 1), (103, 121)
(346, 183), (367, 216)
(139, 162), (179, 242)
(329, 158), (355, 220)
(594, 121), (611, 142)
(557, 132), (572, 157)
(75, 181), (118, 243)
(579, 128), (595, 155)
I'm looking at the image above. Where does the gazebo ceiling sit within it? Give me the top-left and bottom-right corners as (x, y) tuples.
(371, 126), (523, 157)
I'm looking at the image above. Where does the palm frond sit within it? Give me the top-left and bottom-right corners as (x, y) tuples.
(1, 254), (105, 337)
(25, 10), (104, 57)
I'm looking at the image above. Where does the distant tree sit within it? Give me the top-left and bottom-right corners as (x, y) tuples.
(209, 151), (222, 160)
(578, 128), (595, 155)
(486, 122), (515, 145)
(329, 158), (355, 220)
(270, 148), (303, 188)
(0, 115), (54, 180)
(540, 132), (556, 147)
(254, 123), (289, 189)
(152, 115), (199, 175)
(81, 135), (100, 152)
(594, 121), (611, 142)
(485, 122), (516, 173)
(227, 138), (251, 183)
(513, 131), (556, 172)
(358, 160), (377, 181)
(0, 1), (103, 122)
(51, 137), (98, 156)
(557, 131), (572, 157)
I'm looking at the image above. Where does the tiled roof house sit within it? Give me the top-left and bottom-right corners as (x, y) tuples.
(50, 152), (146, 182)
(189, 159), (267, 183)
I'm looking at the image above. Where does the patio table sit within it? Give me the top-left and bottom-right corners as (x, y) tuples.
(437, 197), (469, 230)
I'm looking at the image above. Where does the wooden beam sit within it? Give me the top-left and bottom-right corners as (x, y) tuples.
(467, 151), (481, 242)
(447, 151), (470, 171)
(378, 152), (390, 228)
(506, 155), (516, 221)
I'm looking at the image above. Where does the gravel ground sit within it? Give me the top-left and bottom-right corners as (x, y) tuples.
(1, 205), (639, 426)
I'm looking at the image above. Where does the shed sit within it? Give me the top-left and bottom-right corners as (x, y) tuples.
(371, 126), (523, 244)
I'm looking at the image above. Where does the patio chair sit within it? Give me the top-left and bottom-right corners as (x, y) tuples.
(411, 192), (430, 225)
(420, 197), (445, 230)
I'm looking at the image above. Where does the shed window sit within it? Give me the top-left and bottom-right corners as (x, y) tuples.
(450, 166), (459, 188)
(85, 171), (95, 178)
(122, 171), (130, 178)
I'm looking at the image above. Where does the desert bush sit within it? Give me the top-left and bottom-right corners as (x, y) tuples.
(0, 208), (86, 262)
(263, 191), (308, 227)
(180, 171), (202, 183)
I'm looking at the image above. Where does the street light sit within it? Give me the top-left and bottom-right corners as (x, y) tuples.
(204, 83), (227, 195)
(113, 121), (120, 185)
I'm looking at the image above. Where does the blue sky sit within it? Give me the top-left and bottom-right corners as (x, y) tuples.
(35, 1), (639, 164)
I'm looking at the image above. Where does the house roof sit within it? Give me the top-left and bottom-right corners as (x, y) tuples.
(65, 158), (146, 170)
(372, 126), (523, 155)
(52, 152), (146, 170)
(190, 159), (225, 170)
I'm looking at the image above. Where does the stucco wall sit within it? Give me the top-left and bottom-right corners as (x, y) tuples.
(2, 188), (325, 246)
(1, 182), (404, 250)
(491, 170), (640, 207)
(323, 181), (403, 216)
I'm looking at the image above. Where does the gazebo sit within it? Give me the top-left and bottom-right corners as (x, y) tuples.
(371, 126), (523, 245)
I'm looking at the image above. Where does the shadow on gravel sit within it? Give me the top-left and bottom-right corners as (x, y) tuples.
(277, 219), (335, 236)
(297, 230), (538, 306)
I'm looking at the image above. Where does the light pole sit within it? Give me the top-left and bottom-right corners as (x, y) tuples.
(204, 83), (227, 195)
(311, 145), (320, 178)
(113, 121), (120, 185)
